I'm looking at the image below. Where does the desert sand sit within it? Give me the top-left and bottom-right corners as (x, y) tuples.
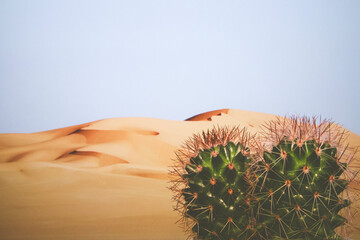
(0, 109), (359, 240)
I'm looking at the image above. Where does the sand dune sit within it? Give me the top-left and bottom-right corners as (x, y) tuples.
(0, 109), (359, 240)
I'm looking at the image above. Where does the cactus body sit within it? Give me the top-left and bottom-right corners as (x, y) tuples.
(256, 138), (350, 239)
(183, 142), (255, 239)
(170, 127), (261, 239)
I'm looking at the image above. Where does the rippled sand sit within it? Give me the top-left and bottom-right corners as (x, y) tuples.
(1, 109), (359, 239)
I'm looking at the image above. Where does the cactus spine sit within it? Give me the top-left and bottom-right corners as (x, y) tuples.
(171, 117), (358, 240)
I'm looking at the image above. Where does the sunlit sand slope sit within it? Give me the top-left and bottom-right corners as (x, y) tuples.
(0, 109), (359, 240)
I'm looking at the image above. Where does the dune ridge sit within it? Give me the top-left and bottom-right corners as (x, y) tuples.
(0, 109), (359, 240)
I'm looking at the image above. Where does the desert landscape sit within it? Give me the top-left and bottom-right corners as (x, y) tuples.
(0, 109), (359, 240)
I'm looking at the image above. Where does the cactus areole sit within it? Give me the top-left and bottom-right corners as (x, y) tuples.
(170, 119), (357, 240)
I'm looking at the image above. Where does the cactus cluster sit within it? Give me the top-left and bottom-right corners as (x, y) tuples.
(170, 117), (358, 240)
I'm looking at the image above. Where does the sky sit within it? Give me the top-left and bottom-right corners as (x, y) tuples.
(0, 1), (359, 134)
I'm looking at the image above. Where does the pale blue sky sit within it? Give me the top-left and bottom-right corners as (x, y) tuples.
(1, 1), (359, 134)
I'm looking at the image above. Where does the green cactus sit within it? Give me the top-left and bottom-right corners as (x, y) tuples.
(171, 118), (357, 240)
(254, 117), (355, 239)
(170, 126), (262, 239)
(256, 139), (350, 239)
(183, 142), (258, 239)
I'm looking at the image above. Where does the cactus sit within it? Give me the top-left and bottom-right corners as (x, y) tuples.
(255, 117), (357, 239)
(171, 118), (358, 240)
(170, 126), (261, 239)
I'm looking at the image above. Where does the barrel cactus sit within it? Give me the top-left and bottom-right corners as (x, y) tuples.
(170, 126), (262, 239)
(255, 116), (358, 239)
